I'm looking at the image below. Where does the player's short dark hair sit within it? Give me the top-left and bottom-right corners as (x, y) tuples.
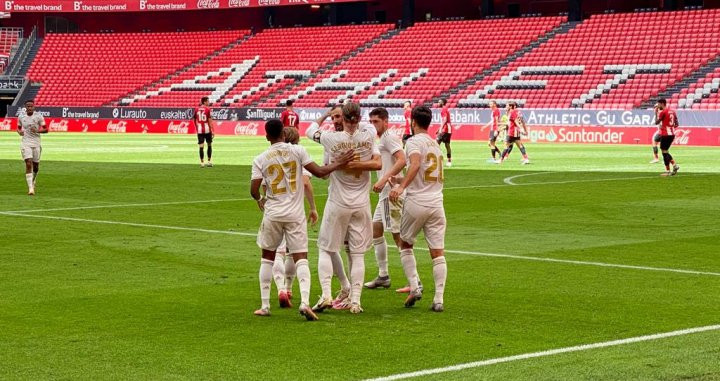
(343, 102), (361, 124)
(25, 99), (34, 105)
(200, 97), (209, 104)
(369, 107), (389, 120)
(412, 106), (432, 129)
(265, 119), (284, 139)
(286, 100), (294, 107)
(331, 104), (343, 112)
(283, 127), (299, 144)
(657, 98), (667, 105)
(439, 98), (447, 105)
(508, 101), (517, 109)
(404, 101), (411, 107)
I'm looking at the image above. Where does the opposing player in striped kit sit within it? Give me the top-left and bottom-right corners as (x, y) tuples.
(193, 97), (215, 167)
(251, 119), (353, 320)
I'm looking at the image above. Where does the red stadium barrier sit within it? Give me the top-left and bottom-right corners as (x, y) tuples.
(2, 117), (719, 146)
(3, 0), (364, 12)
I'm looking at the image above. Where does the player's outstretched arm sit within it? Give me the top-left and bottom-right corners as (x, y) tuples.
(304, 149), (355, 178)
(390, 152), (420, 202)
(345, 154), (382, 171)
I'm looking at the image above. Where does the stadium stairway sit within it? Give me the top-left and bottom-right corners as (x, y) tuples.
(13, 83), (42, 107)
(249, 27), (402, 108)
(432, 20), (580, 107)
(16, 38), (43, 77)
(107, 32), (252, 106)
(641, 53), (720, 108)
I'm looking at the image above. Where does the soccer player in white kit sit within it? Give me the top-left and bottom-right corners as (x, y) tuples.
(17, 100), (47, 196)
(364, 107), (411, 289)
(271, 127), (320, 309)
(251, 119), (353, 320)
(389, 106), (448, 312)
(306, 102), (381, 314)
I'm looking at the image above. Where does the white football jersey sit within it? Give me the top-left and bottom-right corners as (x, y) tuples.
(378, 130), (404, 200)
(251, 142), (312, 222)
(404, 133), (444, 208)
(313, 126), (379, 208)
(18, 113), (45, 147)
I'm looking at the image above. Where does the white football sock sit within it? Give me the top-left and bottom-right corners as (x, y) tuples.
(272, 253), (285, 295)
(259, 258), (273, 309)
(318, 250), (334, 299)
(25, 173), (33, 190)
(330, 250), (351, 292)
(350, 253), (365, 304)
(294, 259), (311, 306)
(400, 249), (419, 292)
(373, 236), (389, 277)
(432, 256), (447, 304)
(284, 255), (296, 293)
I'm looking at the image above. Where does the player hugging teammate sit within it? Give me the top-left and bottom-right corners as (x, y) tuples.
(250, 102), (449, 319)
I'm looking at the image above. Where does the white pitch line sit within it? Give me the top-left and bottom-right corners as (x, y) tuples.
(2, 173), (692, 214)
(3, 198), (254, 213)
(503, 171), (552, 185)
(0, 211), (258, 238)
(444, 249), (720, 277)
(2, 211), (720, 278)
(365, 324), (720, 381)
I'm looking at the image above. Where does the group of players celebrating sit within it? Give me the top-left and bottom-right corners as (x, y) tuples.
(249, 102), (447, 320)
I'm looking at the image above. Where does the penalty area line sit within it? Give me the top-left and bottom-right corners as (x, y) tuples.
(2, 211), (720, 278)
(365, 324), (720, 381)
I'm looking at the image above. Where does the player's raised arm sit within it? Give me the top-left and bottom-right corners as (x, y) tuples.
(305, 121), (323, 143)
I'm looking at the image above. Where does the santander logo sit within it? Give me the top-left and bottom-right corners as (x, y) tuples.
(674, 129), (691, 145)
(234, 122), (259, 136)
(168, 121), (190, 134)
(197, 0), (220, 8)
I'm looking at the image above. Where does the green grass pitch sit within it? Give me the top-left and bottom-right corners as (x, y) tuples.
(1, 133), (719, 380)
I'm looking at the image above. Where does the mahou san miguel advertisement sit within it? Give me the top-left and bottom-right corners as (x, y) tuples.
(1, 116), (719, 146)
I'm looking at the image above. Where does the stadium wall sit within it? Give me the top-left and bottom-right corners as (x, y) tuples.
(2, 107), (719, 146)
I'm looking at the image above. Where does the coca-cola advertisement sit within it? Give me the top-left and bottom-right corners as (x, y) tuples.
(1, 117), (719, 146)
(196, 0), (219, 8)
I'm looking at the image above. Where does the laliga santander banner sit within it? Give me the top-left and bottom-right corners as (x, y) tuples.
(1, 117), (719, 146)
(3, 0), (364, 12)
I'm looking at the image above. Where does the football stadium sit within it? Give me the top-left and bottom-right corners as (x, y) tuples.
(1, 0), (720, 379)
